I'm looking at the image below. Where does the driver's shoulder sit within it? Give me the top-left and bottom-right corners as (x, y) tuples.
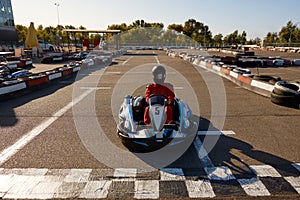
(146, 83), (155, 88)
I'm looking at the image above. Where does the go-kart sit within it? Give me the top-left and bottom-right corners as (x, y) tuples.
(117, 94), (197, 152)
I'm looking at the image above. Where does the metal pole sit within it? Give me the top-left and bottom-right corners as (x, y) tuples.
(54, 3), (60, 26)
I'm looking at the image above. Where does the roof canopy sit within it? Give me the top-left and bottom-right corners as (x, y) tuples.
(62, 29), (121, 34)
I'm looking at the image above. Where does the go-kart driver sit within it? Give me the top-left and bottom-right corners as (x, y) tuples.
(144, 65), (175, 125)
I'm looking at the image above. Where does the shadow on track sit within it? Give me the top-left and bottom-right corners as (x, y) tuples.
(166, 116), (299, 178)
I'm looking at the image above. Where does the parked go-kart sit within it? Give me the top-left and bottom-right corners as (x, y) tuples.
(117, 94), (197, 152)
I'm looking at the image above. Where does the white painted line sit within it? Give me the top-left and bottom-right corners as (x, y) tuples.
(79, 87), (111, 90)
(205, 166), (235, 181)
(193, 137), (214, 168)
(292, 163), (300, 172)
(0, 174), (15, 194)
(30, 181), (62, 199)
(197, 131), (236, 135)
(238, 178), (271, 196)
(4, 175), (44, 199)
(284, 176), (300, 194)
(105, 71), (121, 74)
(64, 169), (92, 183)
(185, 180), (215, 198)
(134, 180), (159, 199)
(251, 80), (274, 92)
(0, 88), (95, 165)
(174, 86), (184, 90)
(154, 56), (160, 64)
(122, 56), (133, 65)
(249, 165), (282, 177)
(160, 168), (185, 180)
(80, 180), (112, 199)
(113, 168), (137, 181)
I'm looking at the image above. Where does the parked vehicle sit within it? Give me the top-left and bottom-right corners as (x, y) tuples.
(0, 65), (11, 78)
(9, 70), (32, 78)
(293, 59), (300, 66)
(74, 52), (88, 61)
(38, 40), (55, 51)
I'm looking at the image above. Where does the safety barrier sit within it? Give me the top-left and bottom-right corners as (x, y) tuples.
(166, 50), (276, 98)
(0, 49), (126, 100)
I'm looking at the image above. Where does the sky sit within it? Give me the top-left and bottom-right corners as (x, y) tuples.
(11, 0), (300, 39)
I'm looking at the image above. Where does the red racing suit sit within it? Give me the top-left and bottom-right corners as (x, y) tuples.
(144, 83), (175, 124)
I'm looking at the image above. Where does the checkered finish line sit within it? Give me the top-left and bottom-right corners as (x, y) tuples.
(0, 164), (300, 199)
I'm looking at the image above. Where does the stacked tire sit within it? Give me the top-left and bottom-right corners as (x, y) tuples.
(253, 75), (282, 85)
(271, 80), (300, 108)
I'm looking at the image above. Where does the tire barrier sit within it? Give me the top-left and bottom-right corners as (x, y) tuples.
(273, 81), (300, 95)
(169, 49), (299, 109)
(270, 92), (300, 108)
(0, 63), (79, 100)
(253, 75), (281, 85)
(0, 50), (126, 100)
(271, 81), (300, 108)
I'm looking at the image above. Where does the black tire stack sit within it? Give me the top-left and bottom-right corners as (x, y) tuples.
(253, 75), (282, 85)
(271, 80), (300, 108)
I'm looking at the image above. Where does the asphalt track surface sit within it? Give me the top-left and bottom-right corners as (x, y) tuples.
(0, 50), (300, 199)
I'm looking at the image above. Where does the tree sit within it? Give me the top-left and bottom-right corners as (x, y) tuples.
(278, 21), (293, 43)
(127, 20), (164, 29)
(213, 34), (223, 46)
(294, 28), (300, 43)
(239, 31), (247, 45)
(108, 23), (128, 32)
(168, 19), (212, 45)
(15, 24), (27, 43)
(167, 24), (183, 33)
(223, 30), (247, 45)
(265, 32), (278, 44)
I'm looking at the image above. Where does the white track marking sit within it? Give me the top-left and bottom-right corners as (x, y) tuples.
(160, 168), (185, 181)
(154, 56), (160, 64)
(249, 165), (282, 177)
(122, 56), (133, 65)
(134, 180), (159, 199)
(185, 179), (216, 198)
(64, 169), (92, 183)
(113, 168), (137, 181)
(79, 87), (111, 90)
(79, 180), (112, 199)
(193, 137), (214, 168)
(0, 167), (299, 198)
(238, 178), (271, 196)
(205, 166), (235, 181)
(197, 131), (236, 135)
(292, 163), (300, 172)
(0, 88), (96, 165)
(284, 176), (300, 194)
(105, 71), (122, 74)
